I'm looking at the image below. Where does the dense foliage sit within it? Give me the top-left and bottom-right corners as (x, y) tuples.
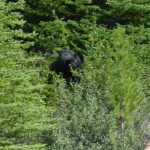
(0, 0), (57, 149)
(0, 0), (149, 149)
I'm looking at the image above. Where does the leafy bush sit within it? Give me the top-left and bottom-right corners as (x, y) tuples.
(43, 27), (147, 150)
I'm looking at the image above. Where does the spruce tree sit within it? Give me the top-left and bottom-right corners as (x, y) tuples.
(106, 27), (145, 128)
(0, 0), (55, 149)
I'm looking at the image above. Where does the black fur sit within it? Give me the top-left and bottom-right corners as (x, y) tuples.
(52, 50), (82, 83)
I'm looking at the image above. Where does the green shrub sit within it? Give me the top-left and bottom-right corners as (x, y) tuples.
(46, 28), (147, 149)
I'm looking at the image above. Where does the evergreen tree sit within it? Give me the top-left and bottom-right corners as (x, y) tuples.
(106, 27), (145, 128)
(0, 0), (56, 149)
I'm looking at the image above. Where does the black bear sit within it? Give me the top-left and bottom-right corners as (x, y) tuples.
(52, 50), (83, 83)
